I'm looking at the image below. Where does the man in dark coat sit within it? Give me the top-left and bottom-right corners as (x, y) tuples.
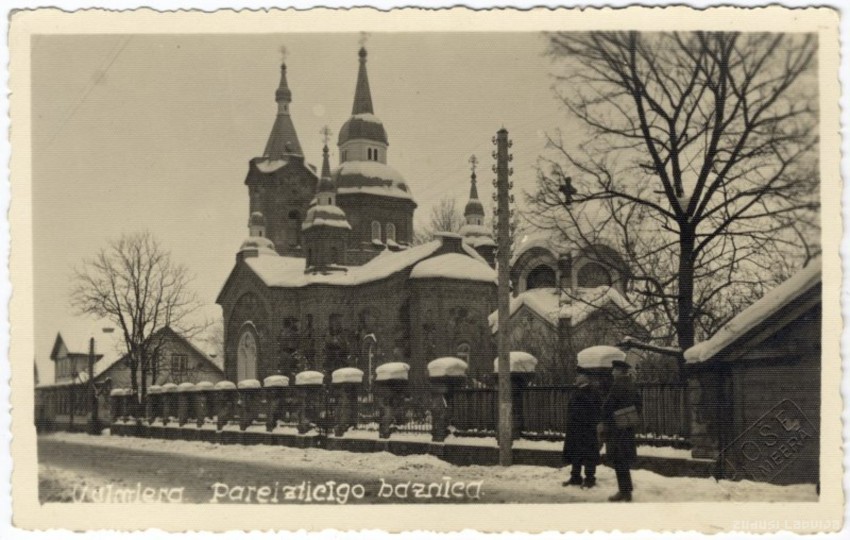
(601, 359), (641, 502)
(562, 369), (603, 488)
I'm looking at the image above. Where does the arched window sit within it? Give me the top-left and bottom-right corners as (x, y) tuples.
(526, 265), (557, 290)
(456, 342), (471, 363)
(371, 221), (382, 242)
(386, 223), (396, 242)
(577, 262), (613, 288)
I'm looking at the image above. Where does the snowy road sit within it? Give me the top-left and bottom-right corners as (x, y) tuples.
(37, 433), (817, 504)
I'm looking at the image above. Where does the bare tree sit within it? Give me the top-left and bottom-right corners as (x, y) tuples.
(414, 197), (466, 244)
(529, 32), (819, 371)
(70, 231), (206, 403)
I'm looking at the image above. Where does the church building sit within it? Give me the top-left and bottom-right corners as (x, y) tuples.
(217, 47), (498, 390)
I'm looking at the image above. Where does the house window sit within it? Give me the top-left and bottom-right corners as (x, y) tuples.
(171, 354), (188, 376)
(386, 223), (396, 243)
(371, 221), (382, 242)
(373, 148), (379, 161)
(456, 342), (471, 363)
(342, 150), (348, 162)
(367, 148), (372, 160)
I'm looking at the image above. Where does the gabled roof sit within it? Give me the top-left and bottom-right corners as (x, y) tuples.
(488, 286), (633, 334)
(684, 259), (822, 364)
(92, 326), (222, 379)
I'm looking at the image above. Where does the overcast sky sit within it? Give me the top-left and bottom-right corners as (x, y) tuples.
(31, 32), (577, 381)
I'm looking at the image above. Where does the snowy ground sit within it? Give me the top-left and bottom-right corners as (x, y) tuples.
(38, 432), (815, 504)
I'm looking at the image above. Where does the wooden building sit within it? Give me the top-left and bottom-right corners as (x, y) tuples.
(684, 259), (821, 486)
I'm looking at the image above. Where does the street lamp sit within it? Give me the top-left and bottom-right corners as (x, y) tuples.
(87, 327), (114, 435)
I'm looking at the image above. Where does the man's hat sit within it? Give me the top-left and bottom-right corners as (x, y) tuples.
(611, 359), (631, 370)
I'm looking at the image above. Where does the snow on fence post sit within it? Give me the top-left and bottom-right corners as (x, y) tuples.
(213, 380), (237, 431)
(263, 375), (289, 432)
(146, 385), (163, 425)
(375, 362), (410, 439)
(194, 381), (214, 428)
(493, 352), (537, 439)
(427, 357), (468, 442)
(176, 382), (196, 427)
(332, 368), (364, 437)
(160, 383), (178, 426)
(295, 371), (325, 435)
(236, 379), (262, 431)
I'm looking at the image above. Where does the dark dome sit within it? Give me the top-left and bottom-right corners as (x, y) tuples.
(249, 211), (266, 227)
(317, 176), (335, 193)
(338, 113), (388, 146)
(464, 199), (484, 216)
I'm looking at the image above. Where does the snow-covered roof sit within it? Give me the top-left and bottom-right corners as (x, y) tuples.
(243, 238), (491, 290)
(334, 161), (414, 201)
(409, 253), (497, 283)
(295, 370), (325, 386)
(510, 232), (567, 265)
(488, 286), (631, 333)
(460, 223), (496, 248)
(239, 236), (277, 256)
(487, 287), (560, 331)
(301, 204), (352, 231)
(255, 159), (289, 174)
(559, 286), (632, 326)
(684, 259), (822, 364)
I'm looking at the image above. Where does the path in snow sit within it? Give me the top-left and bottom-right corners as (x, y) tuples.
(38, 433), (816, 504)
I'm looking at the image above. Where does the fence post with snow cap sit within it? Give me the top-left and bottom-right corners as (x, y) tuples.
(194, 381), (214, 427)
(427, 357), (468, 442)
(160, 383), (178, 426)
(375, 362), (410, 439)
(146, 385), (162, 424)
(493, 352), (537, 440)
(295, 371), (325, 434)
(176, 382), (197, 426)
(214, 380), (237, 430)
(331, 368), (363, 437)
(263, 375), (289, 432)
(576, 345), (624, 393)
(237, 379), (262, 431)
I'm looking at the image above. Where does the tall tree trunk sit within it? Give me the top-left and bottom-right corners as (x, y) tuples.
(677, 225), (696, 379)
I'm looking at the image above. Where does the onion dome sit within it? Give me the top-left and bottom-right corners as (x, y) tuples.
(338, 47), (388, 146)
(333, 161), (413, 201)
(249, 211), (266, 227)
(302, 204), (352, 232)
(464, 172), (484, 219)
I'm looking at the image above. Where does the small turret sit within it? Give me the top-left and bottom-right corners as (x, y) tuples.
(263, 62), (303, 159)
(302, 145), (351, 271)
(459, 155), (496, 267)
(249, 211), (266, 238)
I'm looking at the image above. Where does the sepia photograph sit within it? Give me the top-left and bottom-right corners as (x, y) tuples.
(6, 6), (843, 534)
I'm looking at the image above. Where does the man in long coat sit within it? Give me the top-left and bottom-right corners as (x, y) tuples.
(562, 368), (603, 488)
(601, 359), (641, 502)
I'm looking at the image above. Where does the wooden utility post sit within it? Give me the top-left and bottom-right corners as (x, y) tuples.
(88, 337), (99, 434)
(494, 128), (513, 466)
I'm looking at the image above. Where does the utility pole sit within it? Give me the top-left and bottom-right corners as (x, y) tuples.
(493, 128), (514, 466)
(88, 337), (99, 434)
